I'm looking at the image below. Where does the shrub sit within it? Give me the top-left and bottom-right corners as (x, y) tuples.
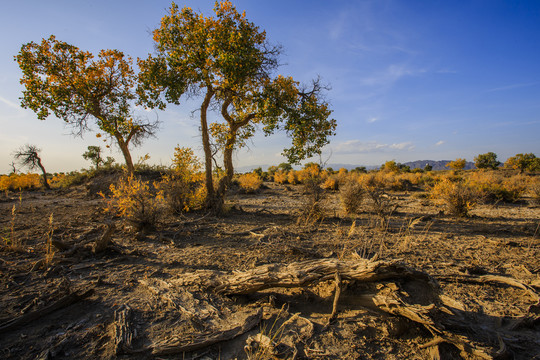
(321, 176), (339, 191)
(530, 179), (540, 205)
(446, 158), (467, 171)
(474, 152), (500, 170)
(238, 172), (263, 193)
(430, 178), (480, 217)
(273, 170), (288, 184)
(287, 170), (299, 185)
(468, 172), (527, 203)
(0, 173), (41, 191)
(159, 146), (206, 214)
(105, 175), (164, 232)
(339, 180), (364, 214)
(504, 153), (539, 173)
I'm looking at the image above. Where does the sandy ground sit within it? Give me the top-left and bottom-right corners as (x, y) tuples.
(0, 179), (539, 359)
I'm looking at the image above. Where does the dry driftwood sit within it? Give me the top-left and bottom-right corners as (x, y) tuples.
(173, 258), (436, 295)
(170, 258), (508, 358)
(93, 222), (115, 253)
(113, 305), (134, 355)
(0, 288), (94, 334)
(151, 308), (263, 356)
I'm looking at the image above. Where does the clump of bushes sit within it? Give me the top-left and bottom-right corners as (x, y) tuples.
(159, 146), (206, 214)
(105, 174), (164, 232)
(273, 170), (288, 184)
(238, 172), (263, 193)
(467, 171), (527, 203)
(430, 178), (480, 217)
(0, 173), (41, 191)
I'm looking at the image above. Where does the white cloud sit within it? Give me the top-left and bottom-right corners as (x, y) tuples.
(367, 117), (378, 123)
(435, 140), (445, 146)
(332, 140), (414, 154)
(485, 82), (539, 93)
(0, 95), (21, 110)
(360, 64), (425, 87)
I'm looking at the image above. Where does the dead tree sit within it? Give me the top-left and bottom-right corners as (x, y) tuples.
(13, 144), (50, 189)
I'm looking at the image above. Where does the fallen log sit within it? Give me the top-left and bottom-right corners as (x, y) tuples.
(168, 259), (503, 358)
(172, 258), (437, 295)
(151, 308), (263, 356)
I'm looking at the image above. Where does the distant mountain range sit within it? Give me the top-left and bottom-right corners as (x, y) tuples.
(237, 160), (475, 173)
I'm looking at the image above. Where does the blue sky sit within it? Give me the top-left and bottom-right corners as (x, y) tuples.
(1, 0), (539, 173)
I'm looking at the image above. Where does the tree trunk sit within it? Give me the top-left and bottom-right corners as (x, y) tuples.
(200, 88), (216, 211)
(115, 135), (135, 175)
(36, 158), (50, 190)
(215, 130), (236, 205)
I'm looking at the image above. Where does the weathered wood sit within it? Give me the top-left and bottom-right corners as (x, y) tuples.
(151, 308), (263, 356)
(173, 258), (436, 295)
(323, 272), (342, 330)
(0, 288), (94, 334)
(113, 305), (134, 355)
(93, 222), (115, 253)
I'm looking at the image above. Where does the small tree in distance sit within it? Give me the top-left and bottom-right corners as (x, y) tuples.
(474, 152), (500, 170)
(446, 158), (467, 171)
(82, 146), (104, 169)
(504, 153), (540, 173)
(13, 144), (50, 189)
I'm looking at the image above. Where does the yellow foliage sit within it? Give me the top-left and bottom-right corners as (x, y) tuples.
(159, 146), (205, 214)
(321, 176), (339, 191)
(238, 172), (263, 193)
(430, 178), (479, 217)
(105, 175), (164, 231)
(0, 173), (41, 191)
(273, 170), (288, 184)
(287, 170), (299, 185)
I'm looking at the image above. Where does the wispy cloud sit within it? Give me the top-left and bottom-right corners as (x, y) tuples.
(367, 117), (379, 123)
(332, 140), (414, 154)
(485, 82), (539, 93)
(435, 140), (445, 146)
(360, 64), (425, 87)
(0, 95), (21, 110)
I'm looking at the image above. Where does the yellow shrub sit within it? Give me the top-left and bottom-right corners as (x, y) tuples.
(105, 175), (164, 232)
(0, 173), (41, 191)
(321, 176), (339, 191)
(273, 170), (288, 184)
(529, 177), (540, 205)
(467, 171), (527, 203)
(287, 170), (300, 185)
(160, 146), (205, 214)
(430, 178), (480, 217)
(238, 172), (263, 193)
(297, 164), (321, 183)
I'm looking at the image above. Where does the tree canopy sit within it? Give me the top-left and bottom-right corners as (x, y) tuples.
(504, 153), (539, 173)
(16, 35), (158, 174)
(474, 152), (500, 170)
(138, 1), (336, 211)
